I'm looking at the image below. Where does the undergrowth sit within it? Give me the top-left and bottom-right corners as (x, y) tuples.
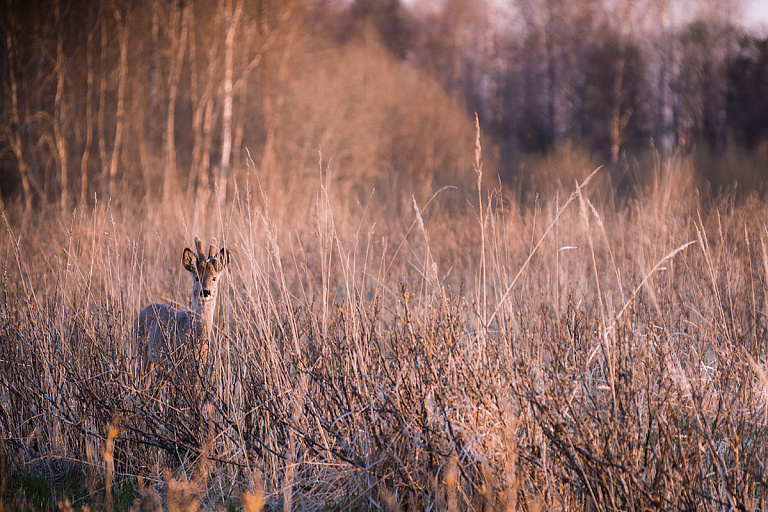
(1, 150), (768, 511)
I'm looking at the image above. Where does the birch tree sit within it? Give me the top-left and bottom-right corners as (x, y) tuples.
(6, 28), (35, 210)
(162, 0), (189, 202)
(609, 0), (636, 163)
(218, 0), (243, 203)
(53, 0), (70, 211)
(80, 14), (97, 205)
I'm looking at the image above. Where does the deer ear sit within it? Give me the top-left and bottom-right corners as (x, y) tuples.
(182, 248), (197, 272)
(216, 247), (231, 271)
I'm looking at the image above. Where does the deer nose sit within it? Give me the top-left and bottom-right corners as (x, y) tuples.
(202, 289), (211, 298)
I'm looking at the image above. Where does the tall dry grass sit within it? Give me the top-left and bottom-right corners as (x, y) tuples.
(1, 148), (768, 510)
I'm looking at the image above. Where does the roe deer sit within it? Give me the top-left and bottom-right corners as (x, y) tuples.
(135, 236), (230, 381)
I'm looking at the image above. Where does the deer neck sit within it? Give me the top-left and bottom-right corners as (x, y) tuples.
(191, 298), (217, 341)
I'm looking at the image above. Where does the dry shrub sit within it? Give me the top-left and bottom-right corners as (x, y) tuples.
(261, 25), (477, 210)
(241, 490), (264, 512)
(694, 141), (768, 193)
(132, 478), (162, 512)
(515, 144), (604, 199)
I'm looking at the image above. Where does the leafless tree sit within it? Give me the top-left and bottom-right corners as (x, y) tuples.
(162, 0), (189, 202)
(217, 0), (243, 203)
(6, 27), (35, 211)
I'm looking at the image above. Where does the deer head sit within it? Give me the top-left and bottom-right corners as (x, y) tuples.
(182, 236), (230, 308)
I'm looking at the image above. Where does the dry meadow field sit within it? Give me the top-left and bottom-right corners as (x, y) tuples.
(3, 1), (768, 509)
(3, 145), (768, 511)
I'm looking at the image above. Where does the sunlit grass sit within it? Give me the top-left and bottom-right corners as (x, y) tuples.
(1, 149), (768, 510)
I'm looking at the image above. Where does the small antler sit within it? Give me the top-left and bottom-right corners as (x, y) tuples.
(208, 238), (218, 260)
(195, 236), (205, 261)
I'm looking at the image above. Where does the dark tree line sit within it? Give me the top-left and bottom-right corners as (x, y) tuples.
(727, 34), (768, 149)
(1, 0), (768, 210)
(345, 0), (768, 171)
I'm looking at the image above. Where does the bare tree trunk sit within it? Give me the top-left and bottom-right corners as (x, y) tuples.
(53, 0), (69, 212)
(189, 4), (219, 202)
(162, 0), (189, 202)
(6, 29), (34, 211)
(231, 29), (253, 167)
(149, 0), (160, 148)
(218, 0), (243, 203)
(257, 16), (296, 175)
(610, 56), (628, 163)
(187, 2), (199, 198)
(259, 56), (275, 177)
(545, 10), (557, 147)
(98, 3), (108, 192)
(133, 55), (155, 201)
(199, 100), (218, 200)
(655, 0), (672, 151)
(257, 0), (277, 177)
(194, 6), (223, 204)
(81, 19), (97, 206)
(610, 0), (636, 163)
(136, 0), (160, 200)
(108, 6), (129, 198)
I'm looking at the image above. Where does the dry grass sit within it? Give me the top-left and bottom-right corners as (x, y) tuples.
(1, 149), (768, 511)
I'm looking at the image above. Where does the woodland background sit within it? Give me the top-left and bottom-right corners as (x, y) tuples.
(2, 0), (768, 210)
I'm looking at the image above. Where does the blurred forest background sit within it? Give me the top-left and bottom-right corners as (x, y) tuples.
(5, 2), (768, 508)
(1, 0), (768, 212)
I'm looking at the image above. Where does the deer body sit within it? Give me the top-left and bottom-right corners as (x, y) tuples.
(135, 237), (230, 377)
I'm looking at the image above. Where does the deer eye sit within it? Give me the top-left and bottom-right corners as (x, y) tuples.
(212, 277), (217, 281)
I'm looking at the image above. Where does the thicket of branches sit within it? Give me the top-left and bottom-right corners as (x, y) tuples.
(2, 154), (768, 510)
